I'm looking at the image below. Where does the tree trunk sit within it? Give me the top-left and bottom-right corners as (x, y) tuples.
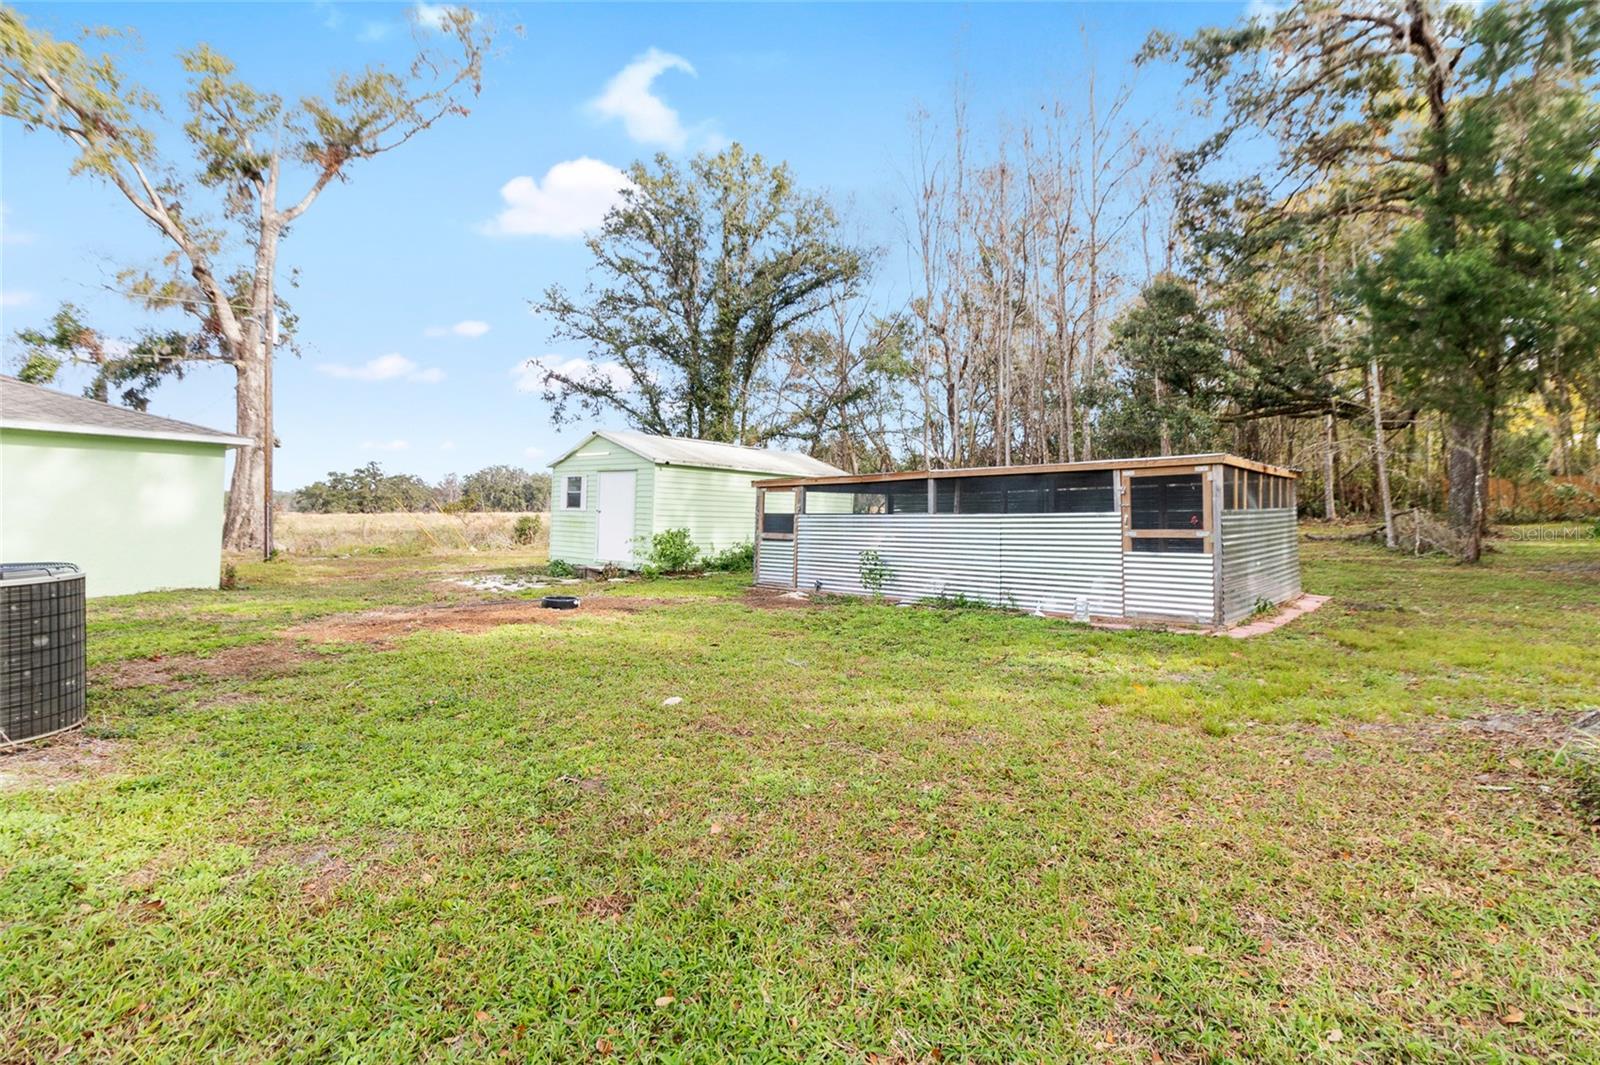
(1369, 358), (1396, 548)
(1445, 413), (1481, 562)
(1322, 412), (1338, 520)
(223, 355), (267, 551)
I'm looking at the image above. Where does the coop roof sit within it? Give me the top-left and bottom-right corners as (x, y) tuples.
(0, 375), (251, 447)
(751, 453), (1299, 488)
(552, 429), (845, 477)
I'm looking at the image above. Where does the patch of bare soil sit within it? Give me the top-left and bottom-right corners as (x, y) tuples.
(580, 892), (633, 919)
(0, 731), (119, 791)
(743, 586), (822, 611)
(98, 642), (324, 691)
(289, 596), (657, 644)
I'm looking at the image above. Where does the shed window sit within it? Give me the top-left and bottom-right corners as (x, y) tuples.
(561, 475), (585, 510)
(1129, 537), (1204, 553)
(762, 512), (795, 536)
(1130, 474), (1205, 530)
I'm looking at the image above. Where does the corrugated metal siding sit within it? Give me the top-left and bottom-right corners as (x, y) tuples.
(548, 438), (655, 568)
(756, 539), (794, 587)
(652, 465), (766, 556)
(1220, 509), (1301, 622)
(793, 513), (1123, 614)
(1123, 553), (1215, 622)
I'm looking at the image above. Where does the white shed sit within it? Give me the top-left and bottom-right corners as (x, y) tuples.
(548, 430), (843, 569)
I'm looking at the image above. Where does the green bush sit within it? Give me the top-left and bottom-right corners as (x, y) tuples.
(546, 559), (576, 578)
(644, 528), (699, 574)
(705, 541), (755, 572)
(511, 515), (542, 546)
(858, 549), (891, 597)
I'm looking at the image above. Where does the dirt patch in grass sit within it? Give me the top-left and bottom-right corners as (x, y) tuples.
(580, 892), (633, 919)
(0, 731), (119, 791)
(287, 596), (655, 644)
(742, 586), (822, 611)
(98, 642), (325, 691)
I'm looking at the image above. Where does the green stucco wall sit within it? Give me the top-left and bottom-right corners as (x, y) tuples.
(0, 428), (228, 598)
(548, 437), (656, 567)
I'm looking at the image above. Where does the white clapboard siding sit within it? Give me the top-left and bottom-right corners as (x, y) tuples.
(756, 539), (795, 587)
(1122, 552), (1215, 622)
(1220, 509), (1301, 622)
(794, 513), (1123, 614)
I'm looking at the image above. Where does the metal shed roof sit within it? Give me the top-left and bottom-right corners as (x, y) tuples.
(0, 375), (251, 447)
(751, 452), (1299, 488)
(552, 429), (845, 477)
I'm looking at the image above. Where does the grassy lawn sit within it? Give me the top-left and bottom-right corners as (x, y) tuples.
(3, 536), (1598, 1061)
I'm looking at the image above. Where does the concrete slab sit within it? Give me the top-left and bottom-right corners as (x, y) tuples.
(1220, 594), (1331, 639)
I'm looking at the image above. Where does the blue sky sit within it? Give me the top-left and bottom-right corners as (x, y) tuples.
(1, 1), (1249, 489)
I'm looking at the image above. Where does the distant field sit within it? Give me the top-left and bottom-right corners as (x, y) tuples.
(271, 511), (549, 557)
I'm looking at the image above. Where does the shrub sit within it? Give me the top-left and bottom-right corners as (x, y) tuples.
(644, 528), (699, 574)
(705, 541), (754, 572)
(546, 559), (576, 578)
(1554, 729), (1600, 823)
(511, 514), (542, 546)
(219, 562), (239, 591)
(858, 549), (891, 597)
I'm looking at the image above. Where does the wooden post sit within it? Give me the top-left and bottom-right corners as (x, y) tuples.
(1211, 465), (1225, 626)
(792, 486), (805, 589)
(753, 487), (764, 582)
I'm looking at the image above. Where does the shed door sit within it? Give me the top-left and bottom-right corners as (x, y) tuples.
(595, 470), (637, 564)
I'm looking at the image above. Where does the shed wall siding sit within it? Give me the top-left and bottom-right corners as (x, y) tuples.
(652, 465), (764, 557)
(793, 513), (1124, 614)
(1219, 509), (1301, 623)
(1122, 553), (1215, 623)
(755, 539), (794, 587)
(547, 438), (654, 568)
(0, 428), (226, 597)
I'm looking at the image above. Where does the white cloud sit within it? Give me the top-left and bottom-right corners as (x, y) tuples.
(1, 290), (35, 309)
(356, 20), (396, 42)
(316, 353), (445, 383)
(480, 158), (632, 238)
(588, 48), (705, 150)
(524, 445), (547, 460)
(512, 355), (634, 394)
(413, 3), (453, 30)
(362, 439), (410, 451)
(440, 440), (457, 451)
(424, 319), (491, 339)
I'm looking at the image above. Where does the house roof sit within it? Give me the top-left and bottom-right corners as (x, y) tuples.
(552, 429), (846, 477)
(752, 453), (1300, 488)
(0, 375), (252, 447)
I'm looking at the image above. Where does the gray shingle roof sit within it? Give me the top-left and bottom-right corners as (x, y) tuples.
(0, 375), (251, 446)
(553, 429), (845, 477)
